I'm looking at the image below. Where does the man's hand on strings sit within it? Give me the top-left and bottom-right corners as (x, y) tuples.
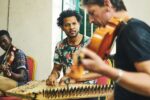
(81, 48), (109, 74)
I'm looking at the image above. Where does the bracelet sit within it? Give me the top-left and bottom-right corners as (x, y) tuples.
(115, 69), (124, 83)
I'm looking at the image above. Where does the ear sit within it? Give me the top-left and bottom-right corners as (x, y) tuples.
(104, 0), (112, 8)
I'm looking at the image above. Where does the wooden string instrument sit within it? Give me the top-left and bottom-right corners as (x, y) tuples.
(7, 80), (114, 100)
(67, 17), (123, 79)
(0, 45), (16, 76)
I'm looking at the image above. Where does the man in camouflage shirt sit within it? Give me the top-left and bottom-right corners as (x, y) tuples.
(46, 10), (101, 86)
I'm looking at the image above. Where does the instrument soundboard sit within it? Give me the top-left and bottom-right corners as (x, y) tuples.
(7, 80), (114, 100)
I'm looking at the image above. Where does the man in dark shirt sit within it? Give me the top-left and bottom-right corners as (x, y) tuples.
(0, 30), (28, 91)
(75, 0), (150, 100)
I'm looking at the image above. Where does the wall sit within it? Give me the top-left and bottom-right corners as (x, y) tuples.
(124, 0), (150, 25)
(0, 0), (8, 29)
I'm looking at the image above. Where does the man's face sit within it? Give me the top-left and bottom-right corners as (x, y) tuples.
(0, 35), (11, 51)
(86, 4), (107, 26)
(62, 16), (80, 38)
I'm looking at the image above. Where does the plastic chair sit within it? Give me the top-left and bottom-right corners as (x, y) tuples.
(26, 56), (36, 81)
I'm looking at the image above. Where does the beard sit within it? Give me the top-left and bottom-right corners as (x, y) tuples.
(66, 31), (79, 38)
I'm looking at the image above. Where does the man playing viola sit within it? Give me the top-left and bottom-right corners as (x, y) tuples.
(0, 30), (29, 91)
(74, 0), (150, 100)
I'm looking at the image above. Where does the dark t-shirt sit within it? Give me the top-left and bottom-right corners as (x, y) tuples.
(0, 48), (29, 86)
(114, 18), (150, 100)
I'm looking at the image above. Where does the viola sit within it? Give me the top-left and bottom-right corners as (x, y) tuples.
(0, 45), (17, 76)
(67, 17), (123, 79)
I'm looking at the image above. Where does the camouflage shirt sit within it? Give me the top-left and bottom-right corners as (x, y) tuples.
(54, 35), (90, 75)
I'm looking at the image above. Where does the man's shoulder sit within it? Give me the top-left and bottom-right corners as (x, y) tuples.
(55, 38), (67, 47)
(16, 49), (24, 53)
(119, 18), (150, 37)
(83, 35), (90, 44)
(126, 18), (149, 29)
(15, 49), (26, 57)
(122, 18), (150, 36)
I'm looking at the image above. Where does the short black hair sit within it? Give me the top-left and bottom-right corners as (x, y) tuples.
(57, 9), (82, 27)
(82, 0), (127, 11)
(0, 30), (11, 39)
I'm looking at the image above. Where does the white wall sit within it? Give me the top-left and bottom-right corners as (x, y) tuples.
(51, 0), (62, 61)
(0, 0), (8, 29)
(124, 0), (150, 25)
